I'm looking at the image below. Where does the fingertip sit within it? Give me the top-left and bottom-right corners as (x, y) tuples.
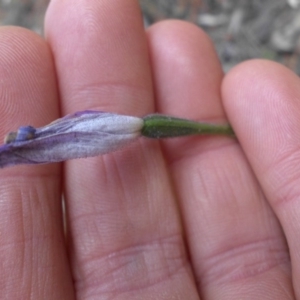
(0, 26), (53, 73)
(222, 59), (300, 112)
(0, 26), (60, 176)
(0, 26), (58, 126)
(148, 19), (212, 46)
(221, 59), (300, 192)
(147, 19), (223, 119)
(222, 59), (300, 141)
(45, 0), (152, 116)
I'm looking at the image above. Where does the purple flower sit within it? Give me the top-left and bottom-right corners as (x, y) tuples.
(0, 109), (235, 169)
(0, 111), (144, 168)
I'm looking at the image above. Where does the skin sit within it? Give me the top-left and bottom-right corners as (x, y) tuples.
(0, 0), (298, 299)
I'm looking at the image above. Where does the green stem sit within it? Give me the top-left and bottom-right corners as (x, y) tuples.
(142, 114), (235, 139)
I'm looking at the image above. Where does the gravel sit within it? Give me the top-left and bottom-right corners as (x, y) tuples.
(1, 0), (300, 73)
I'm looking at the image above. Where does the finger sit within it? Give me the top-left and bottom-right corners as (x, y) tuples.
(0, 27), (73, 299)
(45, 0), (153, 115)
(223, 60), (300, 298)
(45, 1), (199, 299)
(148, 21), (293, 299)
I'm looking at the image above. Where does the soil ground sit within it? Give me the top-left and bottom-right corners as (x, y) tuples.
(1, 0), (299, 73)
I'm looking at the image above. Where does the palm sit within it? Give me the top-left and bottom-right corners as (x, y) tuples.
(0, 1), (298, 299)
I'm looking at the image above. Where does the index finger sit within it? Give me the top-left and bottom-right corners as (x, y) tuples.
(45, 1), (199, 299)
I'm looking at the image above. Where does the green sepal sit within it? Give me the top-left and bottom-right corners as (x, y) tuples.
(142, 114), (234, 139)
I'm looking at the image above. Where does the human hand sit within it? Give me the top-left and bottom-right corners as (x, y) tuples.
(0, 0), (298, 299)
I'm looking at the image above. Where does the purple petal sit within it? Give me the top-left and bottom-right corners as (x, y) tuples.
(0, 111), (143, 168)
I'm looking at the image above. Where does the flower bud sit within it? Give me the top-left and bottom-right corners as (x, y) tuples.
(0, 111), (143, 168)
(0, 110), (234, 168)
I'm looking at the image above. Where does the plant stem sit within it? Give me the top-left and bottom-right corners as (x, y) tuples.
(142, 114), (235, 139)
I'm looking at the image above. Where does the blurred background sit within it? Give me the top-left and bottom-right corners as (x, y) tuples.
(1, 0), (300, 73)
